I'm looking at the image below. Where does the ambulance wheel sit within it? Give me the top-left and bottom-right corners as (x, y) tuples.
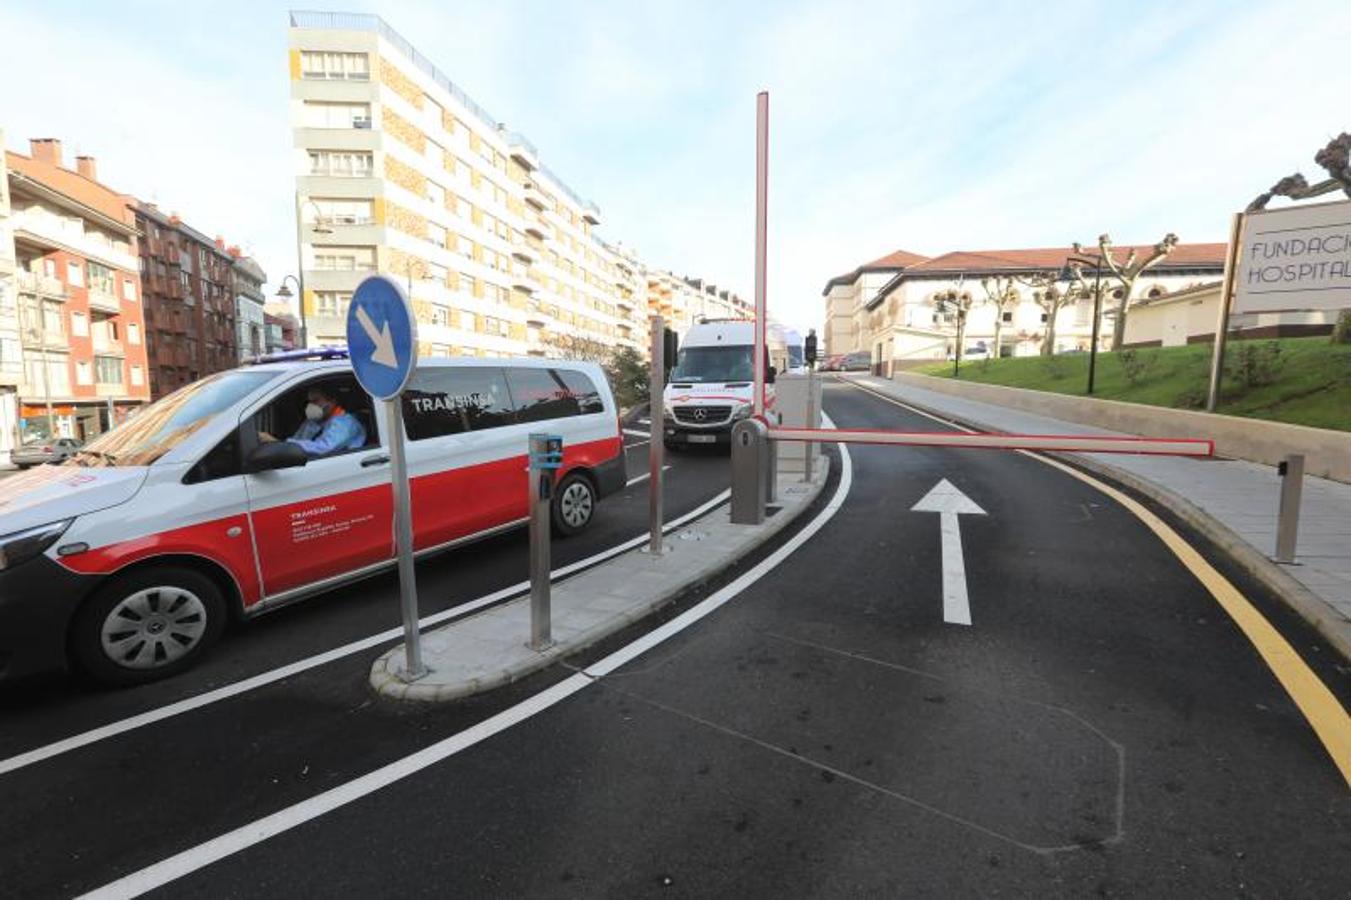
(71, 566), (226, 686)
(552, 472), (596, 537)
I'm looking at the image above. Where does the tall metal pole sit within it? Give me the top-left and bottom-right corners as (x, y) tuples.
(292, 192), (309, 349)
(648, 315), (665, 555)
(384, 398), (424, 678)
(753, 91), (769, 419)
(35, 281), (55, 438)
(528, 433), (554, 649)
(1206, 212), (1245, 412)
(1087, 261), (1103, 395)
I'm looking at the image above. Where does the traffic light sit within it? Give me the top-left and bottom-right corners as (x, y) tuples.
(804, 329), (818, 368)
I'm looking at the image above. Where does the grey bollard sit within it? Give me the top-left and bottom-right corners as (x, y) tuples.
(1275, 454), (1304, 564)
(730, 418), (769, 525)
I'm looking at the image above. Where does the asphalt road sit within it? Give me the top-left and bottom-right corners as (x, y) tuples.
(2, 384), (1347, 898)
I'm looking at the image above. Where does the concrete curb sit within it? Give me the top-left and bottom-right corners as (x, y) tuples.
(370, 462), (831, 702)
(858, 378), (1351, 663)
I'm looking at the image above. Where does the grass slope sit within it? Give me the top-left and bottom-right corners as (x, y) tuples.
(916, 337), (1351, 432)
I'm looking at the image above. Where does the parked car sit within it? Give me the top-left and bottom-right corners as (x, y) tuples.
(842, 351), (873, 371)
(12, 437), (82, 468)
(946, 343), (992, 361)
(0, 350), (627, 686)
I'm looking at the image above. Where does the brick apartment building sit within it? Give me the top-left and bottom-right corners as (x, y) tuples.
(3, 139), (151, 445)
(133, 203), (240, 398)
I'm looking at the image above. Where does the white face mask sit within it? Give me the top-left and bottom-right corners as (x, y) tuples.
(305, 402), (325, 421)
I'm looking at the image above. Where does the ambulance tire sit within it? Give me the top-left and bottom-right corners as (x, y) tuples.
(551, 472), (596, 537)
(71, 565), (227, 686)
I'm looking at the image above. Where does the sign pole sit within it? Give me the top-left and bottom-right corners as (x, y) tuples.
(648, 315), (665, 555)
(527, 433), (561, 649)
(385, 397), (423, 678)
(346, 274), (423, 681)
(753, 91), (769, 420)
(1206, 212), (1245, 412)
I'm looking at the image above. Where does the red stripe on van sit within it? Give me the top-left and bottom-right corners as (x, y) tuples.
(55, 514), (262, 605)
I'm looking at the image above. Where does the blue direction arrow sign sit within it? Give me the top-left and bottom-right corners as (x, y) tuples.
(346, 274), (417, 400)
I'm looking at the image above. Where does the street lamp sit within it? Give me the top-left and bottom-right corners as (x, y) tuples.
(284, 196), (333, 349)
(1061, 252), (1106, 395)
(935, 279), (972, 377)
(274, 274), (303, 351)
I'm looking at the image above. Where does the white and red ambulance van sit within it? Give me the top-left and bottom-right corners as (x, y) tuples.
(0, 351), (626, 685)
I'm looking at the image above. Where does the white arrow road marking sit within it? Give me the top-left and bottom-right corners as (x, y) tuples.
(354, 305), (398, 368)
(910, 479), (986, 626)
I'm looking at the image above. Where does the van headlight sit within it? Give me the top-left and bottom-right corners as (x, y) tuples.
(731, 404), (753, 421)
(0, 520), (73, 571)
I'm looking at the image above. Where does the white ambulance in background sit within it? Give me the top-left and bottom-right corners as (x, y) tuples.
(661, 320), (776, 450)
(768, 324), (807, 377)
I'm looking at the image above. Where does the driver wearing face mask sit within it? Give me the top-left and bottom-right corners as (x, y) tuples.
(258, 385), (367, 457)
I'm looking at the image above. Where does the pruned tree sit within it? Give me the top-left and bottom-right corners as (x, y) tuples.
(978, 275), (1019, 360)
(1014, 271), (1073, 356)
(1080, 233), (1178, 351)
(934, 283), (976, 374)
(1248, 132), (1351, 211)
(539, 332), (611, 362)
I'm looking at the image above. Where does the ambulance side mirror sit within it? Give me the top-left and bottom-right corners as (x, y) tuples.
(247, 441), (309, 473)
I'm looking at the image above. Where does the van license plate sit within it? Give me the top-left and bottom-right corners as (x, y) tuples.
(688, 434), (716, 444)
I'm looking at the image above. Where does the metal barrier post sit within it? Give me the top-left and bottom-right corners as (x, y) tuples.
(528, 433), (563, 649)
(802, 369), (817, 483)
(1275, 453), (1304, 564)
(385, 398), (424, 680)
(730, 418), (768, 524)
(765, 428), (778, 503)
(648, 315), (665, 555)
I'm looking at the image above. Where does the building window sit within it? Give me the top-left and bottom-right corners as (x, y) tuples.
(67, 259), (84, 287)
(313, 247), (375, 272)
(94, 356), (123, 385)
(429, 304), (450, 326)
(87, 261), (115, 296)
(310, 198), (373, 226)
(302, 101), (372, 129)
(300, 50), (370, 81)
(314, 291), (353, 317)
(26, 354), (70, 394)
(75, 360), (93, 385)
(428, 221), (448, 248)
(71, 311), (89, 337)
(308, 151), (373, 177)
(131, 365), (145, 387)
(128, 322), (141, 344)
(122, 278), (137, 300)
(426, 181), (445, 208)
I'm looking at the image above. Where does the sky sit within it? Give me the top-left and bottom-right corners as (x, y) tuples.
(2, 0), (1348, 333)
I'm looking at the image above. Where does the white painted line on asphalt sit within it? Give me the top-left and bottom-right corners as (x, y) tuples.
(625, 465), (672, 487)
(79, 422), (853, 899)
(910, 479), (986, 626)
(0, 489), (731, 779)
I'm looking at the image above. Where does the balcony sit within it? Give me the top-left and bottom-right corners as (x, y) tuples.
(20, 325), (69, 350)
(88, 288), (121, 314)
(511, 243), (537, 266)
(523, 220), (546, 240)
(511, 271), (539, 294)
(582, 202), (601, 226)
(16, 271), (68, 300)
(506, 132), (538, 172)
(523, 182), (547, 210)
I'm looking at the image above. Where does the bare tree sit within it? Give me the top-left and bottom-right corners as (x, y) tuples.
(1248, 132), (1351, 211)
(979, 275), (1019, 360)
(539, 332), (612, 362)
(934, 282), (976, 374)
(1013, 271), (1073, 356)
(1081, 233), (1178, 351)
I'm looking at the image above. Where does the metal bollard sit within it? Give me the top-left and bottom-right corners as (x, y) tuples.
(648, 315), (665, 555)
(1275, 453), (1304, 564)
(765, 428), (778, 504)
(730, 418), (768, 524)
(802, 369), (818, 483)
(528, 433), (563, 649)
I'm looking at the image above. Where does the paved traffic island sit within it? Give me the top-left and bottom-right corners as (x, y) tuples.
(371, 461), (830, 701)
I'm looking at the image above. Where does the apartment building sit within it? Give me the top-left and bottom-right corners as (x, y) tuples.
(4, 139), (150, 445)
(824, 243), (1227, 372)
(132, 204), (240, 398)
(231, 252), (268, 361)
(288, 11), (651, 361)
(646, 269), (753, 336)
(0, 131), (19, 463)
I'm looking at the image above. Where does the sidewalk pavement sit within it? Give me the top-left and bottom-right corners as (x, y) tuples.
(371, 460), (831, 701)
(856, 375), (1351, 658)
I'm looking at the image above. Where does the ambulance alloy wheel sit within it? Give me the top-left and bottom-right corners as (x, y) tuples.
(552, 472), (596, 537)
(71, 565), (227, 686)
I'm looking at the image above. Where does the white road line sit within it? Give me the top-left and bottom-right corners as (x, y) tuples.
(625, 465), (672, 486)
(0, 489), (730, 778)
(79, 425), (852, 900)
(622, 428), (650, 438)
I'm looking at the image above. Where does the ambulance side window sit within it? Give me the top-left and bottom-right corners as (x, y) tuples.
(400, 366), (514, 440)
(184, 430), (242, 484)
